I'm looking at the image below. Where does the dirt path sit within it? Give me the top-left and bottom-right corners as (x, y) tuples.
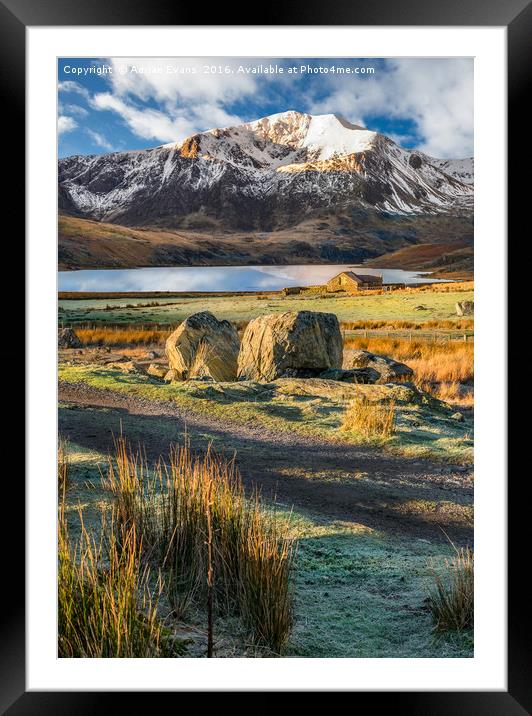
(59, 381), (473, 544)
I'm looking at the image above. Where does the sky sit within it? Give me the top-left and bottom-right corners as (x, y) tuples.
(58, 57), (473, 160)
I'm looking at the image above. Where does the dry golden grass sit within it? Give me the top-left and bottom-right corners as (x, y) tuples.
(58, 437), (70, 494)
(341, 396), (396, 440)
(105, 436), (295, 654)
(77, 326), (168, 347)
(428, 546), (474, 633)
(344, 336), (474, 408)
(417, 381), (474, 408)
(58, 503), (176, 657)
(345, 336), (474, 384)
(341, 318), (473, 331)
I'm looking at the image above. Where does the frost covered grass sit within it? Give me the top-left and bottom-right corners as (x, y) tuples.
(60, 442), (473, 658)
(105, 436), (295, 653)
(58, 364), (473, 463)
(428, 546), (474, 634)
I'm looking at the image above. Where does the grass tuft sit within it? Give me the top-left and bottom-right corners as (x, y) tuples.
(428, 546), (474, 633)
(103, 436), (295, 654)
(58, 437), (70, 494)
(341, 396), (396, 440)
(57, 504), (179, 658)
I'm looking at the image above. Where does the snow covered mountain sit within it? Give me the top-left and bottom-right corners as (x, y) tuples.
(58, 110), (473, 231)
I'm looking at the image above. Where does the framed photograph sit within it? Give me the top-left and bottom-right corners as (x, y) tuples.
(6, 0), (527, 708)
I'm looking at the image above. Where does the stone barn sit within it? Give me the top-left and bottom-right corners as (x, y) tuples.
(326, 271), (383, 293)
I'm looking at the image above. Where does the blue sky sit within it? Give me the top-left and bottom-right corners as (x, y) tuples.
(58, 57), (473, 159)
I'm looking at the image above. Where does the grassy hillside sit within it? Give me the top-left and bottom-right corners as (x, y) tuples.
(59, 213), (473, 273)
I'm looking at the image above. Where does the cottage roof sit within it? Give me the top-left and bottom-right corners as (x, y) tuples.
(329, 271), (382, 285)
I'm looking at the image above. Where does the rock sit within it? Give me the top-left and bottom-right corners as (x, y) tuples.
(451, 411), (465, 422)
(274, 378), (445, 409)
(319, 367), (380, 384)
(146, 363), (167, 379)
(106, 361), (145, 374)
(349, 350), (413, 384)
(146, 350), (159, 360)
(237, 311), (342, 381)
(455, 300), (474, 316)
(414, 304), (428, 310)
(58, 327), (82, 349)
(165, 311), (240, 382)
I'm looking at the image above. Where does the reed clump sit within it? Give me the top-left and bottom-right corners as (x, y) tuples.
(104, 437), (295, 654)
(341, 396), (396, 440)
(57, 504), (177, 658)
(428, 546), (474, 633)
(58, 437), (70, 494)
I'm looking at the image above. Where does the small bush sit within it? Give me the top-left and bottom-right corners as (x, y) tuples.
(341, 396), (396, 440)
(428, 546), (474, 633)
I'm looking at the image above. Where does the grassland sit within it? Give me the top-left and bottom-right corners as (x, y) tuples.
(58, 281), (474, 657)
(60, 440), (473, 658)
(58, 364), (473, 463)
(59, 286), (474, 327)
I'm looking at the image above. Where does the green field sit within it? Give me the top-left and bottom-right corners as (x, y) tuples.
(59, 289), (474, 327)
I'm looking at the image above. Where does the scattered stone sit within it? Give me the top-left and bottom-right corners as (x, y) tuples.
(414, 304), (428, 310)
(106, 361), (145, 374)
(146, 350), (159, 360)
(146, 363), (167, 379)
(319, 367), (380, 384)
(451, 411), (465, 422)
(237, 311), (342, 381)
(455, 300), (474, 316)
(349, 350), (413, 384)
(165, 311), (240, 382)
(58, 327), (82, 349)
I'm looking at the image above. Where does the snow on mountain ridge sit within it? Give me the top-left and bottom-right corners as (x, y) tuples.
(58, 110), (474, 225)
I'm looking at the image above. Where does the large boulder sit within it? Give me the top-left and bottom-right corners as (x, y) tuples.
(456, 300), (474, 316)
(237, 311), (342, 381)
(165, 311), (240, 382)
(58, 327), (81, 349)
(349, 350), (413, 384)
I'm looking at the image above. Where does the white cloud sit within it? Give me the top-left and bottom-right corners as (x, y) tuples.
(307, 59), (473, 158)
(106, 58), (257, 105)
(91, 91), (243, 144)
(58, 115), (78, 135)
(59, 103), (89, 118)
(85, 128), (113, 151)
(58, 80), (90, 100)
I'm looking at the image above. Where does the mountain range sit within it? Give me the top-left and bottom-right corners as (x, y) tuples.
(58, 110), (474, 273)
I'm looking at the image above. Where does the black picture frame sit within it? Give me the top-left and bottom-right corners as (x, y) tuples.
(7, 0), (527, 709)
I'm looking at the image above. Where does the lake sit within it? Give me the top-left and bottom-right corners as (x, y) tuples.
(58, 265), (445, 293)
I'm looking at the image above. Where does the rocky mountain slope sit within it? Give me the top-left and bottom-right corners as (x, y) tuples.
(58, 111), (473, 270)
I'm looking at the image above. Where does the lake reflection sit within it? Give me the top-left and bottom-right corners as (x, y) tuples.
(58, 264), (444, 293)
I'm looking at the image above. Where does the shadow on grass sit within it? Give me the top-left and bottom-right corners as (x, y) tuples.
(59, 401), (473, 547)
